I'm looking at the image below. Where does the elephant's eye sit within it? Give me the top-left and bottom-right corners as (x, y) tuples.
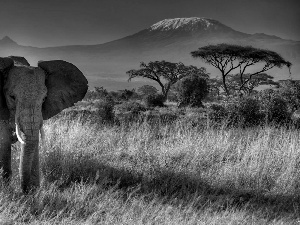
(10, 95), (15, 101)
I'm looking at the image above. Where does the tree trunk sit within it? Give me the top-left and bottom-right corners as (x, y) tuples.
(222, 74), (230, 96)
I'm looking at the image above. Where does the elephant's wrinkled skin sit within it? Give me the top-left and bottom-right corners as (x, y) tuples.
(0, 56), (88, 193)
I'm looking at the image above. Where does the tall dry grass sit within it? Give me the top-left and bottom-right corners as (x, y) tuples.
(1, 114), (300, 224)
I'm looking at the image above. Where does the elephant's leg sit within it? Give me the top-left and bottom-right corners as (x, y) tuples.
(0, 121), (12, 181)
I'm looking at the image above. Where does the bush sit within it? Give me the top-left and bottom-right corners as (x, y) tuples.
(261, 96), (290, 124)
(175, 74), (209, 107)
(208, 97), (262, 127)
(144, 94), (165, 107)
(278, 80), (300, 111)
(114, 101), (146, 114)
(291, 110), (300, 128)
(143, 110), (178, 125)
(233, 97), (262, 126)
(180, 107), (207, 127)
(116, 89), (138, 101)
(93, 99), (115, 123)
(166, 90), (178, 102)
(207, 104), (228, 124)
(114, 101), (146, 123)
(83, 87), (108, 101)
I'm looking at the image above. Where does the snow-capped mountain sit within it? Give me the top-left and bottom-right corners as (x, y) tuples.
(150, 17), (224, 31)
(125, 17), (246, 43)
(0, 17), (299, 89)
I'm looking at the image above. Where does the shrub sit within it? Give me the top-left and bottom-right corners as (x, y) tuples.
(261, 96), (290, 124)
(233, 97), (262, 126)
(114, 101), (146, 123)
(208, 97), (262, 127)
(166, 90), (178, 102)
(278, 80), (300, 111)
(143, 110), (178, 125)
(180, 107), (207, 127)
(207, 104), (228, 124)
(291, 110), (300, 128)
(175, 74), (209, 107)
(83, 87), (108, 101)
(115, 101), (146, 114)
(116, 89), (138, 101)
(93, 99), (115, 123)
(144, 94), (165, 107)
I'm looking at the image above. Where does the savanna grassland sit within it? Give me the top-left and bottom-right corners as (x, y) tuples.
(1, 112), (300, 225)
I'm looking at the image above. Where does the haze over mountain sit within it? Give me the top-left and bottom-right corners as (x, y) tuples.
(0, 17), (299, 90)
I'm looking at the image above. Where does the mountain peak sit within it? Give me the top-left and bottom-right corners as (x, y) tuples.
(0, 36), (18, 45)
(149, 17), (230, 32)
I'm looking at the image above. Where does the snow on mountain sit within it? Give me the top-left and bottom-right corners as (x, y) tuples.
(149, 17), (229, 32)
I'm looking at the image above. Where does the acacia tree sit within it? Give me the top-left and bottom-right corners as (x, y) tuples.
(191, 44), (291, 96)
(127, 60), (208, 100)
(227, 73), (278, 95)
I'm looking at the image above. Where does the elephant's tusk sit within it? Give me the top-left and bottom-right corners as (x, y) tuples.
(15, 123), (25, 144)
(40, 126), (45, 145)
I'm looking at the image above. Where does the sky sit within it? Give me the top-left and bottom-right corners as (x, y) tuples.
(0, 0), (299, 47)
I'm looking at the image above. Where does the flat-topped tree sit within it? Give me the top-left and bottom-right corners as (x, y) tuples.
(127, 60), (208, 100)
(227, 73), (279, 95)
(191, 44), (291, 96)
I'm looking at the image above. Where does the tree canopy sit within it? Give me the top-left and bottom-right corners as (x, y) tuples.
(191, 44), (291, 95)
(127, 60), (208, 100)
(227, 73), (278, 95)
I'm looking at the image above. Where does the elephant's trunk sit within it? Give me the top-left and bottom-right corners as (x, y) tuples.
(15, 108), (42, 193)
(40, 126), (45, 144)
(19, 138), (39, 193)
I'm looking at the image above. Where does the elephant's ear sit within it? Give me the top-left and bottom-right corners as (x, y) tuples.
(0, 57), (14, 120)
(38, 60), (88, 120)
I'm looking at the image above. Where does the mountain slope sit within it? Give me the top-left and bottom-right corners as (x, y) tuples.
(0, 17), (299, 89)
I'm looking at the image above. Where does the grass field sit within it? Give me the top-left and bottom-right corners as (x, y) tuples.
(1, 113), (300, 224)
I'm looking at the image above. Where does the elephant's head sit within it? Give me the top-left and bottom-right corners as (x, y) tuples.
(0, 56), (88, 192)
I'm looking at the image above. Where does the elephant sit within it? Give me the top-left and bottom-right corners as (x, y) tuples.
(0, 56), (88, 193)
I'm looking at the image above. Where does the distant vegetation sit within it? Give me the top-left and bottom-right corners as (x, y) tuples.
(80, 78), (299, 129)
(80, 44), (294, 129)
